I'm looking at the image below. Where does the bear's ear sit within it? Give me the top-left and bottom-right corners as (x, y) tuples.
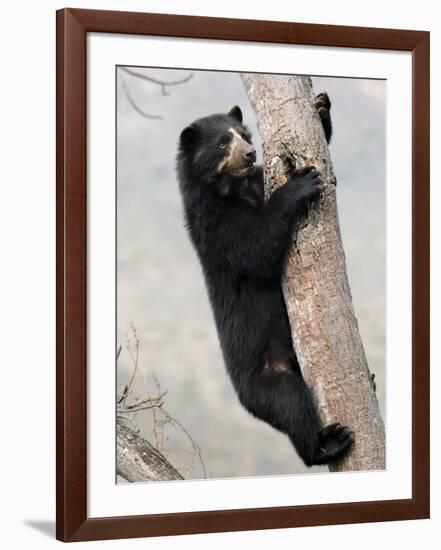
(180, 124), (200, 152)
(228, 105), (243, 124)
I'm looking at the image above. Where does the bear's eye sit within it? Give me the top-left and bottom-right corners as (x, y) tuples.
(218, 140), (228, 150)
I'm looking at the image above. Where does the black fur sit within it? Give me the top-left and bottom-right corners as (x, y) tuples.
(176, 96), (353, 466)
(315, 92), (333, 144)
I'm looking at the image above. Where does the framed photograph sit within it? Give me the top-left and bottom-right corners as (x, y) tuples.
(56, 8), (429, 542)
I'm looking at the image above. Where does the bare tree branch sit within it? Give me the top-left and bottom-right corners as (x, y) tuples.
(154, 405), (208, 478)
(118, 67), (194, 120)
(117, 392), (167, 414)
(117, 418), (183, 482)
(120, 73), (163, 119)
(121, 67), (194, 95)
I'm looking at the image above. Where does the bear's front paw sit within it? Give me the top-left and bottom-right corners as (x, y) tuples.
(315, 423), (354, 465)
(315, 92), (331, 114)
(315, 92), (332, 143)
(289, 165), (323, 203)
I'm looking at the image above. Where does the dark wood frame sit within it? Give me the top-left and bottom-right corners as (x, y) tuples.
(56, 7), (430, 542)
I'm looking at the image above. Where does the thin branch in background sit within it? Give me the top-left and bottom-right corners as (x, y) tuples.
(117, 392), (167, 414)
(151, 376), (166, 454)
(149, 375), (207, 478)
(116, 346), (127, 404)
(117, 385), (128, 405)
(120, 73), (163, 120)
(121, 67), (194, 96)
(116, 345), (122, 360)
(119, 67), (194, 119)
(121, 324), (143, 406)
(116, 328), (208, 479)
(117, 403), (160, 414)
(159, 406), (208, 478)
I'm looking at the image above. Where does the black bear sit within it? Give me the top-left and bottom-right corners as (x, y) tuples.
(176, 92), (353, 466)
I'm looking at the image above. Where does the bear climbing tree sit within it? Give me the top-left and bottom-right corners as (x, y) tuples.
(241, 74), (385, 472)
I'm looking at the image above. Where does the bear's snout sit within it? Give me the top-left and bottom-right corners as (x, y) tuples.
(245, 148), (256, 163)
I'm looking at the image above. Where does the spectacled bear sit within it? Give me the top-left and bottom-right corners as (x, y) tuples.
(176, 92), (353, 466)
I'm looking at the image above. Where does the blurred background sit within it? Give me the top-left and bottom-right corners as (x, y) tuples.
(116, 67), (385, 480)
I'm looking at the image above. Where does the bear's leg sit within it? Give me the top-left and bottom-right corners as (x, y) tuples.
(239, 367), (320, 465)
(286, 363), (354, 465)
(238, 363), (353, 466)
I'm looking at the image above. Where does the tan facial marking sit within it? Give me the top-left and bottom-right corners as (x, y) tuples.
(216, 128), (254, 176)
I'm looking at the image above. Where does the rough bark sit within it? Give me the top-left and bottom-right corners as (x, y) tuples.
(241, 74), (385, 471)
(117, 418), (183, 482)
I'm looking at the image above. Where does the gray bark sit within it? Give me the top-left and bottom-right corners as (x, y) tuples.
(241, 74), (385, 471)
(117, 418), (183, 482)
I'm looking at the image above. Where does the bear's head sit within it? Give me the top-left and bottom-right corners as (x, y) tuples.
(178, 106), (257, 183)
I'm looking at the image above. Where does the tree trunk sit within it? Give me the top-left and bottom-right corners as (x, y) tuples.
(117, 418), (183, 482)
(241, 74), (385, 471)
